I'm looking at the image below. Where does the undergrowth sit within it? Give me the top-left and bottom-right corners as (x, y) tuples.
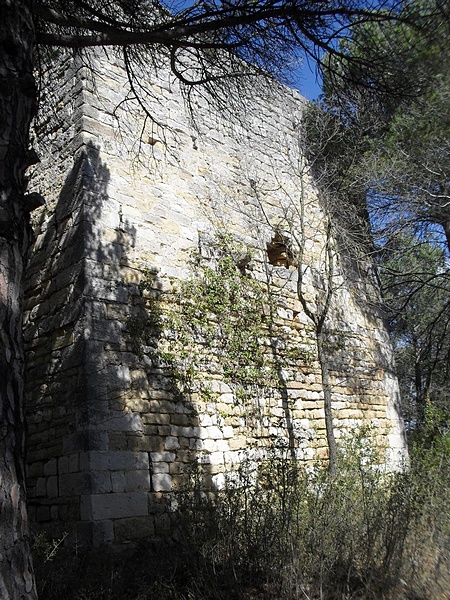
(33, 417), (449, 600)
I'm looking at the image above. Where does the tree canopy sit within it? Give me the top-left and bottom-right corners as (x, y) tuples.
(30, 0), (438, 119)
(307, 0), (450, 430)
(380, 235), (450, 426)
(317, 0), (450, 248)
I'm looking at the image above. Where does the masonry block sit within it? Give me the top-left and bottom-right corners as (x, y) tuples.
(152, 474), (173, 492)
(84, 451), (149, 472)
(59, 472), (91, 497)
(88, 492), (149, 520)
(114, 516), (155, 542)
(111, 470), (151, 493)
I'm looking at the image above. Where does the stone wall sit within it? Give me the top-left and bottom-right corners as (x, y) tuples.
(24, 49), (406, 545)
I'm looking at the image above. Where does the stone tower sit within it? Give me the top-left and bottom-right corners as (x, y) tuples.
(24, 49), (406, 545)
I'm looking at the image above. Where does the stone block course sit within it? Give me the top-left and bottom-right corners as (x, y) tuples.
(90, 472), (113, 494)
(83, 451), (150, 472)
(111, 470), (151, 493)
(59, 473), (91, 497)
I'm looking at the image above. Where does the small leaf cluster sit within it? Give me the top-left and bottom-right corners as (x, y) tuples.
(166, 236), (276, 394)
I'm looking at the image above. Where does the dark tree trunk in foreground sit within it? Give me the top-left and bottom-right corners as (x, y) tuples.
(0, 1), (37, 598)
(441, 217), (450, 255)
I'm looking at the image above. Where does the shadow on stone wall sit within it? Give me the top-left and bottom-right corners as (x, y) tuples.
(25, 140), (205, 545)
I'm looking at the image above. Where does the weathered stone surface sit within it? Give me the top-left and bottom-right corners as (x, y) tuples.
(59, 473), (91, 497)
(85, 492), (149, 520)
(114, 516), (155, 542)
(152, 474), (173, 492)
(92, 520), (114, 546)
(81, 451), (149, 472)
(24, 48), (407, 546)
(111, 470), (151, 493)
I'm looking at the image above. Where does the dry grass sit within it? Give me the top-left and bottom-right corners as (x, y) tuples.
(33, 425), (449, 600)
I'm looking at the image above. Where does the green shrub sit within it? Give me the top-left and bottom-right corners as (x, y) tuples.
(33, 427), (449, 600)
(173, 433), (414, 599)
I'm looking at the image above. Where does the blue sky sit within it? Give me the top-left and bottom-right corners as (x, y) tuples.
(294, 61), (323, 101)
(167, 0), (330, 100)
(169, 0), (327, 100)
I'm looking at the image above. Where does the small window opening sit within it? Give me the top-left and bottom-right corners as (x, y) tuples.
(266, 233), (295, 267)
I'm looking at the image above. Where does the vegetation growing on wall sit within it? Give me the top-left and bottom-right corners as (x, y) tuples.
(129, 232), (315, 408)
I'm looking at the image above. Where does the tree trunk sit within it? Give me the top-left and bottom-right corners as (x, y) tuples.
(0, 1), (38, 598)
(316, 329), (337, 476)
(414, 356), (426, 426)
(441, 217), (450, 255)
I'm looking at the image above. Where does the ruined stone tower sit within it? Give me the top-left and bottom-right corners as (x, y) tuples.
(24, 49), (406, 545)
